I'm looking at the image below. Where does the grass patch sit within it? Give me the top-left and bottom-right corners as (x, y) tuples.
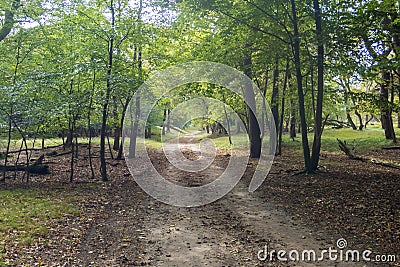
(282, 126), (400, 153)
(0, 188), (80, 263)
(321, 126), (400, 152)
(186, 125), (400, 154)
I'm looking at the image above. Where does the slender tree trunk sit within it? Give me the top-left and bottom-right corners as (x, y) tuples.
(310, 0), (325, 171)
(14, 140), (23, 179)
(291, 0), (311, 171)
(129, 91), (140, 158)
(261, 68), (269, 139)
(347, 113), (357, 130)
(100, 0), (115, 181)
(2, 42), (20, 182)
(310, 67), (316, 116)
(277, 59), (289, 156)
(70, 121), (75, 182)
(222, 95), (232, 145)
(68, 77), (78, 182)
(289, 72), (296, 139)
(145, 126), (152, 139)
(113, 96), (121, 151)
(2, 110), (12, 182)
(75, 128), (79, 158)
(162, 108), (167, 135)
(10, 120), (29, 182)
(87, 69), (96, 178)
(289, 106), (296, 139)
(117, 97), (131, 160)
(271, 55), (280, 151)
(166, 109), (171, 133)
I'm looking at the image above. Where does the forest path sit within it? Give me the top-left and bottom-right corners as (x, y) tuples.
(77, 132), (362, 266)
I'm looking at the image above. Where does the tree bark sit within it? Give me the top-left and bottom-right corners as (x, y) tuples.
(243, 43), (261, 158)
(347, 113), (357, 130)
(290, 0), (311, 171)
(271, 55), (280, 151)
(354, 110), (364, 130)
(310, 0), (325, 171)
(380, 70), (396, 141)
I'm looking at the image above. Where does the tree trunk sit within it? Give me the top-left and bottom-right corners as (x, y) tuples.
(2, 110), (12, 182)
(277, 59), (289, 156)
(271, 55), (280, 153)
(243, 43), (261, 158)
(117, 97), (131, 160)
(166, 109), (171, 133)
(289, 114), (296, 139)
(129, 91), (140, 158)
(87, 69), (96, 178)
(289, 72), (296, 139)
(112, 94), (120, 151)
(354, 110), (363, 130)
(261, 68), (269, 139)
(291, 0), (311, 171)
(162, 108), (167, 135)
(347, 113), (357, 130)
(222, 95), (232, 145)
(380, 70), (396, 141)
(113, 126), (121, 151)
(70, 121), (75, 182)
(65, 130), (73, 147)
(100, 0), (115, 182)
(310, 0), (325, 171)
(145, 126), (152, 139)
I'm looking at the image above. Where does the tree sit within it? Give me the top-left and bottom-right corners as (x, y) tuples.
(99, 0), (116, 181)
(333, 0), (398, 142)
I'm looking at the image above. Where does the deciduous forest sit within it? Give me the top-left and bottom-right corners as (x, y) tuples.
(0, 0), (399, 265)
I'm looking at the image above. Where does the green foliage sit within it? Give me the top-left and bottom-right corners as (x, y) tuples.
(1, 0), (399, 161)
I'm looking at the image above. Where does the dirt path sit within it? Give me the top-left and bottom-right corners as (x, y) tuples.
(77, 133), (364, 266)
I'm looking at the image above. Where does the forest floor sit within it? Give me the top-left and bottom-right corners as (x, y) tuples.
(0, 132), (399, 266)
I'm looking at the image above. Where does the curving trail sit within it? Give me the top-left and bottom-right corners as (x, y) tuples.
(77, 132), (363, 266)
